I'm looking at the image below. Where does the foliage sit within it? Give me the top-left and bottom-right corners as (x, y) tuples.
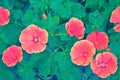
(0, 0), (120, 80)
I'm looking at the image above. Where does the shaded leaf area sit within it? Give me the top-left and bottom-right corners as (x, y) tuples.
(0, 0), (120, 80)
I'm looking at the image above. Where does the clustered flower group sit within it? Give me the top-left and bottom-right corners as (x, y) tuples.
(65, 7), (120, 78)
(0, 7), (48, 67)
(0, 6), (119, 79)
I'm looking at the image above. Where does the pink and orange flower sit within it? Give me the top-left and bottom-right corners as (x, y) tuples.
(2, 45), (23, 67)
(110, 7), (120, 32)
(87, 30), (109, 50)
(91, 52), (118, 78)
(19, 24), (48, 54)
(70, 40), (96, 66)
(66, 18), (85, 39)
(0, 7), (10, 26)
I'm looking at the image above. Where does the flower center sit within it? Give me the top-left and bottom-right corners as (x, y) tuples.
(100, 62), (106, 68)
(13, 56), (17, 60)
(82, 52), (88, 57)
(34, 37), (39, 43)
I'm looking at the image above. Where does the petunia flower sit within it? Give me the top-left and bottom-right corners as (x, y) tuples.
(114, 24), (120, 32)
(19, 24), (48, 54)
(65, 18), (85, 39)
(87, 30), (109, 50)
(110, 7), (120, 32)
(0, 7), (10, 26)
(91, 52), (118, 78)
(2, 45), (23, 67)
(110, 7), (120, 23)
(70, 40), (96, 66)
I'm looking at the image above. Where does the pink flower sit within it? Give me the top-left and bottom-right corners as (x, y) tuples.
(91, 52), (118, 78)
(110, 7), (120, 23)
(87, 30), (109, 50)
(110, 7), (120, 32)
(65, 18), (85, 39)
(19, 24), (48, 54)
(2, 45), (23, 67)
(70, 40), (96, 66)
(0, 7), (10, 26)
(114, 24), (120, 32)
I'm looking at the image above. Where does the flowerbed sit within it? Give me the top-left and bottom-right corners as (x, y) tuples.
(0, 0), (120, 80)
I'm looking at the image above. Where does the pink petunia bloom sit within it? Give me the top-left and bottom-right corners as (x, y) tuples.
(0, 7), (10, 26)
(91, 52), (118, 78)
(65, 18), (85, 39)
(110, 7), (120, 32)
(2, 45), (23, 67)
(70, 40), (96, 66)
(87, 30), (109, 50)
(114, 24), (120, 32)
(110, 7), (120, 23)
(19, 24), (48, 54)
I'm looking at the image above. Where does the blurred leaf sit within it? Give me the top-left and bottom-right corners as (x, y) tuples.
(85, 0), (99, 7)
(101, 2), (115, 19)
(89, 10), (104, 27)
(30, 52), (54, 78)
(71, 3), (86, 18)
(14, 0), (24, 9)
(13, 9), (23, 21)
(30, 0), (49, 9)
(50, 0), (71, 19)
(109, 33), (120, 42)
(0, 23), (22, 44)
(29, 0), (41, 8)
(57, 7), (71, 19)
(54, 52), (81, 80)
(0, 0), (15, 9)
(57, 24), (71, 41)
(43, 13), (60, 32)
(0, 68), (14, 80)
(17, 66), (35, 80)
(0, 40), (8, 55)
(109, 42), (120, 57)
(85, 0), (104, 8)
(63, 1), (74, 8)
(22, 8), (41, 26)
(50, 0), (64, 11)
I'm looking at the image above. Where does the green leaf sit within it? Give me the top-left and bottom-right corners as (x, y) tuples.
(17, 66), (35, 80)
(89, 10), (104, 27)
(0, 40), (8, 55)
(85, 0), (99, 7)
(109, 33), (120, 42)
(22, 8), (41, 26)
(50, 0), (64, 11)
(0, 0), (15, 9)
(29, 0), (42, 8)
(109, 42), (120, 57)
(71, 3), (86, 18)
(50, 0), (71, 19)
(0, 68), (14, 80)
(13, 9), (23, 21)
(29, 0), (49, 9)
(37, 53), (52, 77)
(0, 23), (22, 44)
(30, 52), (54, 78)
(57, 7), (71, 19)
(57, 24), (71, 41)
(54, 52), (81, 80)
(101, 3), (115, 19)
(43, 14), (60, 31)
